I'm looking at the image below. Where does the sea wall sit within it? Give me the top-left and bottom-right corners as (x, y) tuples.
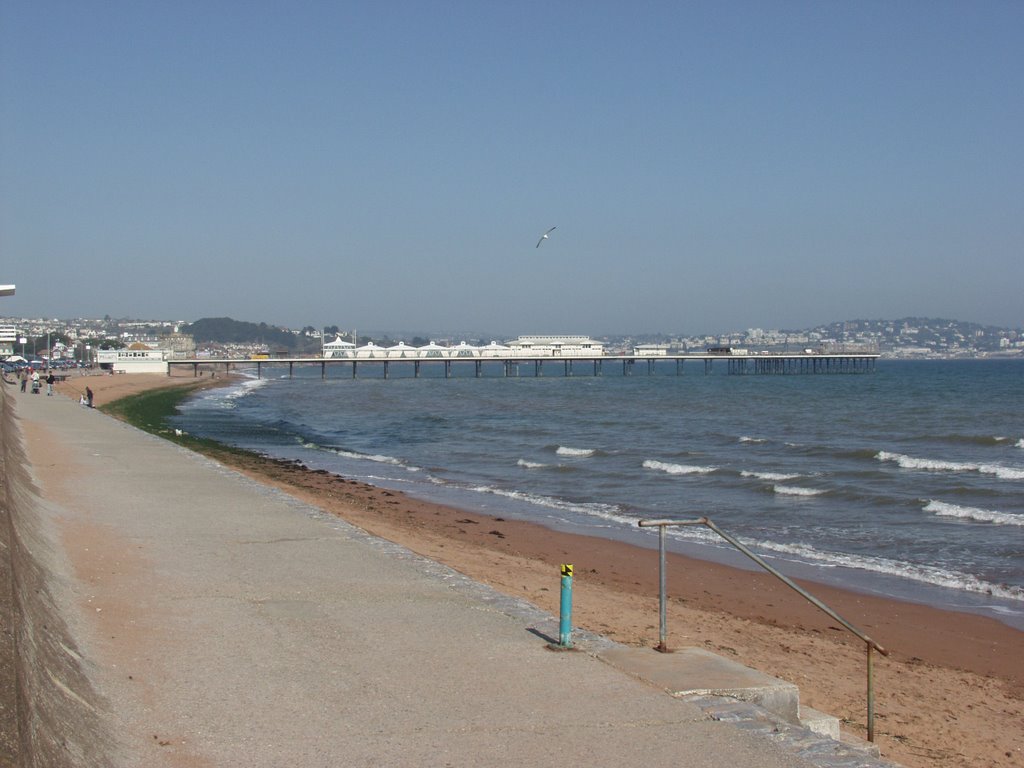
(0, 383), (114, 766)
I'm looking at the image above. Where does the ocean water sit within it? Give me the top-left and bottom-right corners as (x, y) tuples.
(171, 359), (1024, 629)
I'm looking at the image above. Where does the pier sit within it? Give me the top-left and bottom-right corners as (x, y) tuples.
(167, 352), (879, 380)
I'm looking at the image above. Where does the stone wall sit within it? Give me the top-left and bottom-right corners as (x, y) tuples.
(0, 383), (114, 766)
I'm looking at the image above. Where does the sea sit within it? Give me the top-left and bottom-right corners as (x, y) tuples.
(170, 358), (1024, 630)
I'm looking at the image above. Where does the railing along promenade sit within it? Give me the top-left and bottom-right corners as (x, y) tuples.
(638, 516), (889, 743)
(167, 352), (879, 379)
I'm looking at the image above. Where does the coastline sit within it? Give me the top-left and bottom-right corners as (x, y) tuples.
(68, 372), (1023, 768)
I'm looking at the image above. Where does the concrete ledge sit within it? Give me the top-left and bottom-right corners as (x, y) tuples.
(598, 646), (801, 725)
(800, 705), (841, 740)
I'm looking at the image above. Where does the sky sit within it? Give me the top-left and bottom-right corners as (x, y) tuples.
(2, 1), (1022, 337)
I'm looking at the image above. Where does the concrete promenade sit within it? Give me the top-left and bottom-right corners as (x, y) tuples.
(4, 385), (894, 767)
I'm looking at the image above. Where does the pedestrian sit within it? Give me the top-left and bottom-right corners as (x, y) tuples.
(86, 386), (94, 408)
(19, 370), (27, 392)
(46, 372), (55, 396)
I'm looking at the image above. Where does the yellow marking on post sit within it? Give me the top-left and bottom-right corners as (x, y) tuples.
(561, 564), (573, 577)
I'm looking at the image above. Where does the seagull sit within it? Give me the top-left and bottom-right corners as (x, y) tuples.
(536, 226), (557, 248)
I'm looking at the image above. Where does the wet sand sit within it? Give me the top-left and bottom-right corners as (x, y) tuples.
(58, 371), (1024, 768)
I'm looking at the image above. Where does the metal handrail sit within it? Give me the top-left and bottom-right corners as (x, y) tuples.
(637, 516), (889, 743)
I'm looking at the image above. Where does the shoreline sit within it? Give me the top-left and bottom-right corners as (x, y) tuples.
(64, 372), (1024, 768)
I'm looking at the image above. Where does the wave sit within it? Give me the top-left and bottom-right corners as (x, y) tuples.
(773, 485), (825, 497)
(924, 500), (1024, 527)
(876, 451), (1024, 480)
(302, 442), (415, 469)
(556, 446), (596, 457)
(741, 470), (800, 481)
(191, 374), (267, 409)
(912, 433), (1015, 447)
(738, 436), (766, 444)
(1017, 439), (1024, 449)
(517, 459), (547, 469)
(746, 539), (1024, 602)
(643, 459), (716, 475)
(640, 524), (1024, 603)
(466, 484), (622, 518)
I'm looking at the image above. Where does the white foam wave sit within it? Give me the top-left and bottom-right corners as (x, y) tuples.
(876, 451), (1024, 480)
(638, 525), (1024, 602)
(315, 445), (405, 466)
(924, 500), (1024, 527)
(191, 375), (266, 409)
(556, 446), (595, 457)
(741, 470), (800, 481)
(517, 459), (547, 469)
(466, 485), (620, 518)
(749, 539), (1024, 602)
(739, 436), (766, 444)
(223, 376), (267, 399)
(773, 485), (825, 497)
(643, 460), (716, 475)
(1017, 439), (1024, 449)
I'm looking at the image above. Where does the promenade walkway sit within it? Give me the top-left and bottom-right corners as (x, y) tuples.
(4, 385), (895, 767)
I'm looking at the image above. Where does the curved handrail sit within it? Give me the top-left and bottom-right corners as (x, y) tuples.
(637, 516), (888, 742)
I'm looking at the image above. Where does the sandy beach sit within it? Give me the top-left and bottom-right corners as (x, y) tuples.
(58, 371), (1023, 768)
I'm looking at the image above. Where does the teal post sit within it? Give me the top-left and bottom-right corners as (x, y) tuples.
(559, 564), (574, 647)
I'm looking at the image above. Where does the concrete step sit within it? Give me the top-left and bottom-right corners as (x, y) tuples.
(799, 704), (841, 740)
(598, 646), (819, 733)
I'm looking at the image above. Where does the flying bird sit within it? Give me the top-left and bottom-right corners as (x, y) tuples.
(536, 226), (557, 248)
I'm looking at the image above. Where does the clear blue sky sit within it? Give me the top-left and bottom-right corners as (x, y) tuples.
(2, 1), (1022, 336)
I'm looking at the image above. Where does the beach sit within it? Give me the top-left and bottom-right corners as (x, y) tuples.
(64, 371), (1023, 768)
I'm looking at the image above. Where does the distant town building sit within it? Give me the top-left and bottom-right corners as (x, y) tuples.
(0, 325), (17, 358)
(96, 346), (170, 373)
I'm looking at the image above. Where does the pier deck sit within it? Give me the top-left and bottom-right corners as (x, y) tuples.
(168, 353), (879, 379)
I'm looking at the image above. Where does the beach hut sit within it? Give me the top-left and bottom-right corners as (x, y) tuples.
(416, 341), (450, 359)
(451, 341), (480, 358)
(386, 341), (418, 359)
(322, 335), (355, 359)
(354, 341), (386, 359)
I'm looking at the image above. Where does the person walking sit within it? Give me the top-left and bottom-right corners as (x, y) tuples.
(19, 369), (27, 392)
(86, 386), (94, 408)
(46, 371), (56, 396)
